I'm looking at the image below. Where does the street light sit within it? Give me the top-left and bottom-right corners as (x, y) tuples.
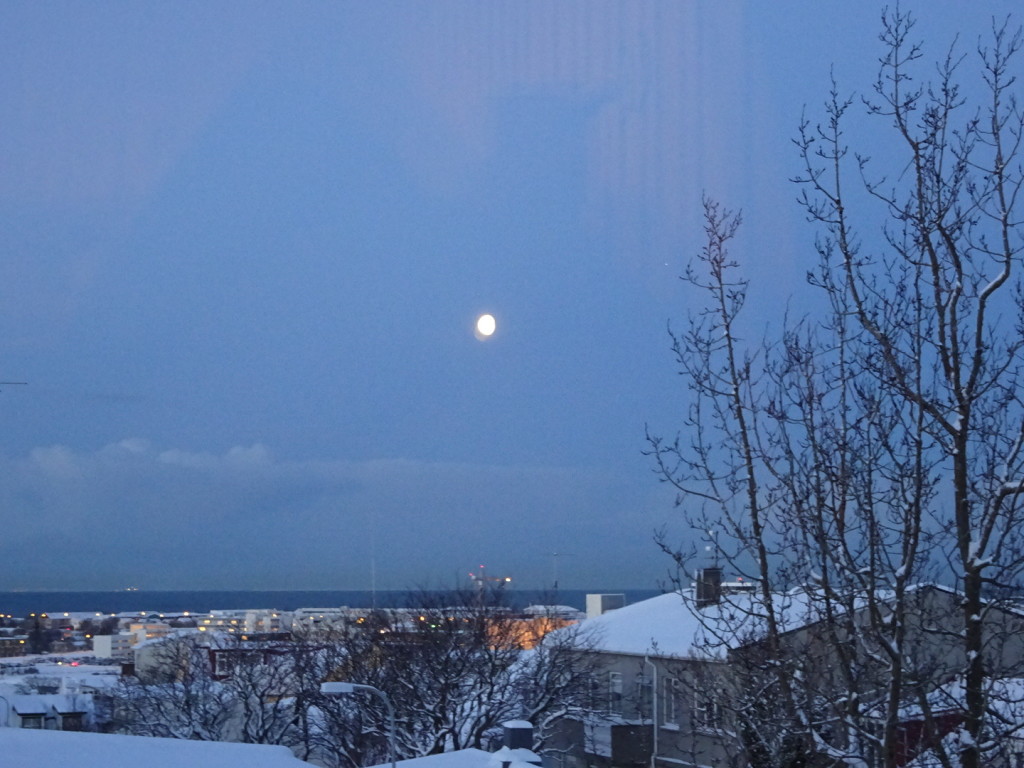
(321, 682), (397, 768)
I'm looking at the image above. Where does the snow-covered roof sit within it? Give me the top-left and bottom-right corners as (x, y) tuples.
(11, 693), (88, 714)
(572, 589), (821, 659)
(11, 695), (48, 715)
(573, 582), (995, 661)
(0, 729), (313, 767)
(489, 745), (541, 767)
(522, 604), (584, 619)
(366, 748), (493, 768)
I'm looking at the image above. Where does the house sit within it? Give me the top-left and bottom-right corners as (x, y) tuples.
(208, 640), (305, 681)
(132, 629), (217, 681)
(545, 588), (762, 768)
(48, 694), (88, 731)
(9, 695), (48, 729)
(131, 628), (310, 687)
(550, 578), (1024, 768)
(4, 694), (89, 731)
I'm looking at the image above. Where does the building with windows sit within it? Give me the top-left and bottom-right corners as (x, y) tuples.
(547, 589), (739, 768)
(549, 579), (1024, 768)
(92, 632), (136, 658)
(0, 634), (27, 657)
(2, 694), (89, 731)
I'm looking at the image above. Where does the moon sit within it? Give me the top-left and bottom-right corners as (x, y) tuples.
(475, 313), (496, 339)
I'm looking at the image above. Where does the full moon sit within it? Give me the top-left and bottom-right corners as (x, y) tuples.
(475, 313), (496, 338)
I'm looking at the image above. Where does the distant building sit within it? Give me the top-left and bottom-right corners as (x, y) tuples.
(128, 621), (172, 644)
(243, 609), (290, 634)
(4, 694), (89, 732)
(292, 607), (352, 633)
(200, 610), (248, 633)
(92, 633), (135, 658)
(0, 634), (27, 657)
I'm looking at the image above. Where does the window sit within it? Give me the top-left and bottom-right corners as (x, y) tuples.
(214, 651), (233, 677)
(214, 649), (262, 677)
(662, 677), (679, 726)
(608, 671), (623, 716)
(586, 674), (603, 710)
(635, 674), (653, 720)
(20, 715), (43, 729)
(694, 689), (722, 731)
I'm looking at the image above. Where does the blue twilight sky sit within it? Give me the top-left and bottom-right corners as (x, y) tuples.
(0, 2), (1017, 591)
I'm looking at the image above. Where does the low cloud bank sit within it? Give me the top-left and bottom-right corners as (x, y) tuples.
(0, 440), (669, 591)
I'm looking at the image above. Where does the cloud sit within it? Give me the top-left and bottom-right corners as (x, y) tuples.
(0, 440), (669, 592)
(156, 443), (272, 471)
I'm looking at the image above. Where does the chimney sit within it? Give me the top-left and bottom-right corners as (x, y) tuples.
(695, 567), (722, 608)
(503, 720), (533, 750)
(492, 721), (541, 768)
(585, 593), (625, 618)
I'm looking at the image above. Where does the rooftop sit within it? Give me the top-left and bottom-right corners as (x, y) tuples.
(574, 588), (822, 659)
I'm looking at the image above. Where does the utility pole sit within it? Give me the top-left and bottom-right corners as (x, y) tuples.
(551, 552), (574, 593)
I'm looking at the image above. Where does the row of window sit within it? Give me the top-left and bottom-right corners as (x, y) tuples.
(18, 713), (84, 730)
(593, 671), (721, 730)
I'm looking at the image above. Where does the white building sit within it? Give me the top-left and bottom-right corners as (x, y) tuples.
(292, 607), (354, 632)
(92, 633), (136, 658)
(244, 609), (290, 634)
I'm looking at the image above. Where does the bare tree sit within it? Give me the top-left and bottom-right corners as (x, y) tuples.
(649, 9), (1024, 768)
(114, 633), (239, 741)
(115, 632), (333, 754)
(318, 587), (599, 767)
(110, 596), (600, 767)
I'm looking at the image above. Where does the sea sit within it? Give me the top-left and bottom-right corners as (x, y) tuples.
(0, 589), (664, 618)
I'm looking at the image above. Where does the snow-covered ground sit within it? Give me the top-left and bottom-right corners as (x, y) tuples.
(0, 651), (120, 691)
(0, 728), (314, 767)
(0, 651), (121, 729)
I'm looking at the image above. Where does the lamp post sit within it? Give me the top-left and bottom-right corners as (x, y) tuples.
(321, 682), (397, 768)
(0, 693), (9, 728)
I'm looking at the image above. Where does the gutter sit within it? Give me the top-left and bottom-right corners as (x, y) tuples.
(644, 655), (658, 768)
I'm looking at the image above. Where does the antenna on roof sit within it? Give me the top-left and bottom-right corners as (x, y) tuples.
(551, 552), (574, 593)
(706, 528), (720, 567)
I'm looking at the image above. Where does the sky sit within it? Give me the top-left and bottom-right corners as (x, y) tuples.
(0, 1), (1018, 591)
